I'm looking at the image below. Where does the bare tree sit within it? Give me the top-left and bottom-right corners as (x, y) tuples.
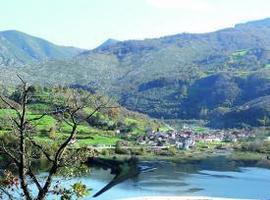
(0, 77), (114, 200)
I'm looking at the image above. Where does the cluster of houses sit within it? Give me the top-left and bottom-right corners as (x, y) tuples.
(136, 127), (256, 150)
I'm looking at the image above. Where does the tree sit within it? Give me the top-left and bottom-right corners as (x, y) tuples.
(0, 76), (114, 200)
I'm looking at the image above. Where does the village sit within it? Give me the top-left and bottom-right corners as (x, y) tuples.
(136, 126), (256, 150)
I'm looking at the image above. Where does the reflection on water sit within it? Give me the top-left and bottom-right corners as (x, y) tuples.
(9, 157), (270, 200)
(67, 159), (270, 200)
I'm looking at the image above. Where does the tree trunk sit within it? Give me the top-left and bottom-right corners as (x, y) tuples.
(19, 87), (32, 200)
(36, 165), (57, 200)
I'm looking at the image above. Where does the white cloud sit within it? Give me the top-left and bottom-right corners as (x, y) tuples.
(146, 0), (213, 12)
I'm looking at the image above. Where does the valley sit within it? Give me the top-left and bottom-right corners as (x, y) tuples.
(1, 16), (270, 200)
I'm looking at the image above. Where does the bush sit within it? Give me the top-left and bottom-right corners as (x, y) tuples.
(49, 126), (57, 139)
(115, 141), (130, 154)
(101, 149), (110, 156)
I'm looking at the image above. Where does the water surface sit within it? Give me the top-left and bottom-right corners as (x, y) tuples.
(51, 160), (270, 200)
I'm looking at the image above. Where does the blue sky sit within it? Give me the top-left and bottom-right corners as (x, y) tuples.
(1, 0), (270, 49)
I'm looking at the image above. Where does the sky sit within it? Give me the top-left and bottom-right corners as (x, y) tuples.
(1, 0), (270, 49)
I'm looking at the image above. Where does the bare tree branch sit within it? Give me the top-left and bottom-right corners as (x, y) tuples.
(0, 141), (20, 166)
(28, 108), (69, 123)
(27, 168), (42, 192)
(1, 79), (115, 200)
(17, 74), (26, 85)
(0, 187), (17, 200)
(0, 95), (22, 119)
(26, 137), (53, 162)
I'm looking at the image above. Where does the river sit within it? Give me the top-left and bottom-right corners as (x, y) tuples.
(45, 158), (270, 200)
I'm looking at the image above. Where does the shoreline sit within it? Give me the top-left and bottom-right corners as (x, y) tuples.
(100, 150), (270, 169)
(122, 196), (255, 200)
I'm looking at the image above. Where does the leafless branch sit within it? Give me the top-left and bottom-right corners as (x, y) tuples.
(0, 187), (17, 200)
(17, 74), (26, 85)
(27, 167), (42, 191)
(0, 141), (20, 166)
(28, 108), (69, 122)
(27, 137), (53, 162)
(0, 95), (21, 119)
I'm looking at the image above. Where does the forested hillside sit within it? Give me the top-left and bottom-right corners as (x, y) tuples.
(2, 18), (270, 127)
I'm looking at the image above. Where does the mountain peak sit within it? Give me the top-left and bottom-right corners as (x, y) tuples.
(0, 30), (83, 66)
(96, 38), (119, 49)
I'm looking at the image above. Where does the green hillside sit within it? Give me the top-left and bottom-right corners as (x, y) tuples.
(0, 86), (165, 148)
(2, 19), (270, 128)
(0, 30), (83, 67)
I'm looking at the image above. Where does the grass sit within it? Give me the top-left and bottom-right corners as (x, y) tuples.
(124, 118), (146, 135)
(0, 109), (56, 131)
(30, 115), (56, 130)
(75, 135), (119, 146)
(60, 122), (114, 135)
(159, 125), (173, 132)
(124, 117), (164, 135)
(33, 123), (120, 147)
(61, 123), (92, 134)
(83, 107), (109, 121)
(229, 151), (264, 161)
(0, 109), (17, 117)
(196, 141), (228, 150)
(28, 103), (51, 111)
(0, 106), (121, 147)
(193, 126), (207, 133)
(34, 133), (120, 147)
(0, 93), (163, 151)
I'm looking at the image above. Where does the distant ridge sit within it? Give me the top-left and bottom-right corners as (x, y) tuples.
(0, 30), (84, 66)
(235, 18), (270, 28)
(2, 18), (270, 128)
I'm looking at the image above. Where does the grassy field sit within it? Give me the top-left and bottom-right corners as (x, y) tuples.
(0, 87), (167, 147)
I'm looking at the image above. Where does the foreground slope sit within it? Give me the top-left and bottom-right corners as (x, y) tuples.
(0, 86), (164, 148)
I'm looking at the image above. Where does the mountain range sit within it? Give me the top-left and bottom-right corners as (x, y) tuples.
(2, 18), (270, 128)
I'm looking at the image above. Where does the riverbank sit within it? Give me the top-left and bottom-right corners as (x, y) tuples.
(100, 150), (270, 169)
(122, 196), (255, 200)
